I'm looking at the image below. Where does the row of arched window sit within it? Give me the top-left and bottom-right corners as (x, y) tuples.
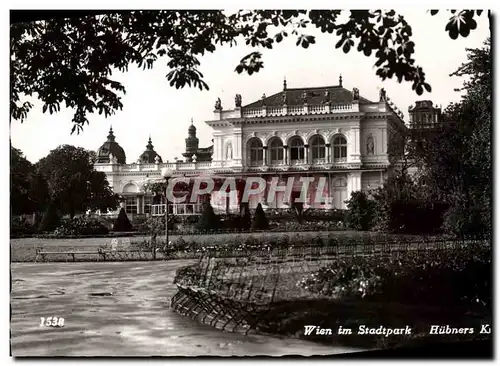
(247, 135), (348, 165)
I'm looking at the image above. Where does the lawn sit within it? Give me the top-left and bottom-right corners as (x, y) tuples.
(10, 230), (381, 262)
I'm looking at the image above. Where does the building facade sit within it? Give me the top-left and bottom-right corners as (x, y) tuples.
(95, 77), (410, 219)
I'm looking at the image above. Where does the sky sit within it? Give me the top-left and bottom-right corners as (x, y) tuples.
(10, 10), (491, 164)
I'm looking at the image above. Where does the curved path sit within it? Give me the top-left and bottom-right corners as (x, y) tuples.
(11, 260), (360, 356)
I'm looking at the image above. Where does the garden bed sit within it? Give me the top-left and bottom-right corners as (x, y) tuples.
(171, 241), (492, 349)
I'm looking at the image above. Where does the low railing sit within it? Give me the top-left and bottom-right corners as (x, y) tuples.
(151, 203), (203, 216)
(242, 103), (354, 118)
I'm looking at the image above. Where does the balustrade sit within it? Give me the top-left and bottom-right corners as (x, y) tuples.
(241, 103), (353, 117)
(150, 203), (203, 216)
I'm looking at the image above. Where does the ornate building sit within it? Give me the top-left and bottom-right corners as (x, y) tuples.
(95, 77), (411, 219)
(138, 137), (163, 164)
(182, 119), (213, 162)
(408, 100), (442, 130)
(96, 127), (127, 164)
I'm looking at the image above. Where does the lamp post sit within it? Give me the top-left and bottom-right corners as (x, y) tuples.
(161, 167), (173, 257)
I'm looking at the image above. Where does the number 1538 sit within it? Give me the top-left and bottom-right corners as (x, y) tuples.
(40, 317), (64, 327)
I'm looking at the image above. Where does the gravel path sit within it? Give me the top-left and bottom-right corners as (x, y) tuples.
(11, 260), (360, 356)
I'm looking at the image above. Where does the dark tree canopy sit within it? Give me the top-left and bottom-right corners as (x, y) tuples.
(252, 203), (269, 230)
(370, 38), (491, 237)
(113, 208), (134, 232)
(196, 201), (220, 231)
(10, 10), (489, 133)
(36, 144), (119, 217)
(10, 145), (48, 214)
(422, 38), (491, 236)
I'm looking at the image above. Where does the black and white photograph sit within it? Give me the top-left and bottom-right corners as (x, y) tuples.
(8, 7), (493, 359)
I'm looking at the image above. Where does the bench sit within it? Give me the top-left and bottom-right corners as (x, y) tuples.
(34, 247), (157, 262)
(35, 248), (100, 262)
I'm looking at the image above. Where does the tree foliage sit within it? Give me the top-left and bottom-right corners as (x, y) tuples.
(422, 38), (491, 237)
(345, 191), (375, 231)
(36, 144), (118, 217)
(11, 10), (489, 132)
(10, 145), (48, 214)
(38, 202), (60, 232)
(252, 203), (269, 230)
(113, 207), (133, 232)
(196, 201), (220, 231)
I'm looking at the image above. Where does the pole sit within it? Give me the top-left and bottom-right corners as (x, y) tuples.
(165, 177), (169, 257)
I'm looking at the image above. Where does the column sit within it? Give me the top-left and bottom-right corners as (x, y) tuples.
(350, 126), (361, 162)
(233, 127), (243, 166)
(283, 145), (289, 165)
(136, 196), (141, 214)
(304, 144), (309, 164)
(263, 146), (268, 166)
(347, 171), (362, 199)
(325, 143), (331, 163)
(214, 135), (223, 162)
(381, 127), (387, 154)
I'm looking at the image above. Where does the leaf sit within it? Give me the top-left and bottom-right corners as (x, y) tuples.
(342, 42), (351, 53)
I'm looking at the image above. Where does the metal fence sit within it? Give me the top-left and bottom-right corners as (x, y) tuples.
(170, 238), (491, 334)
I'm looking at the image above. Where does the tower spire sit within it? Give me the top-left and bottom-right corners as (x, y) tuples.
(107, 125), (115, 142)
(339, 74), (343, 87)
(283, 76), (287, 91)
(146, 135), (153, 150)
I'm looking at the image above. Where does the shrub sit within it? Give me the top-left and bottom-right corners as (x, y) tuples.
(10, 216), (36, 236)
(196, 201), (220, 231)
(140, 215), (176, 232)
(252, 203), (269, 230)
(297, 244), (491, 309)
(38, 204), (60, 232)
(53, 216), (109, 236)
(345, 191), (375, 231)
(389, 200), (448, 235)
(174, 263), (203, 286)
(240, 205), (252, 230)
(113, 208), (134, 232)
(442, 202), (490, 239)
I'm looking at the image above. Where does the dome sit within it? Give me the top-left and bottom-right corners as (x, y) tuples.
(188, 118), (196, 136)
(96, 127), (126, 164)
(138, 137), (163, 164)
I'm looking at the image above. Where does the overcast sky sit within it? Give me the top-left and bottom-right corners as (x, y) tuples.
(10, 10), (490, 164)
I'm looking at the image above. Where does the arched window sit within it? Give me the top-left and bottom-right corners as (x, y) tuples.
(122, 183), (138, 193)
(269, 138), (284, 164)
(249, 138), (263, 166)
(332, 135), (347, 162)
(289, 136), (304, 162)
(310, 135), (326, 160)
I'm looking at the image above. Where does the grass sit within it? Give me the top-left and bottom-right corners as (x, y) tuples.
(11, 231), (438, 262)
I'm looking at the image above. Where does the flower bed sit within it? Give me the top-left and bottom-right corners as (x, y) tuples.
(52, 217), (109, 236)
(297, 243), (491, 309)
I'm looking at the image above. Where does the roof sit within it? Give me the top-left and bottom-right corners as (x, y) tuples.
(138, 137), (163, 164)
(242, 85), (372, 109)
(96, 127), (126, 164)
(409, 100), (439, 111)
